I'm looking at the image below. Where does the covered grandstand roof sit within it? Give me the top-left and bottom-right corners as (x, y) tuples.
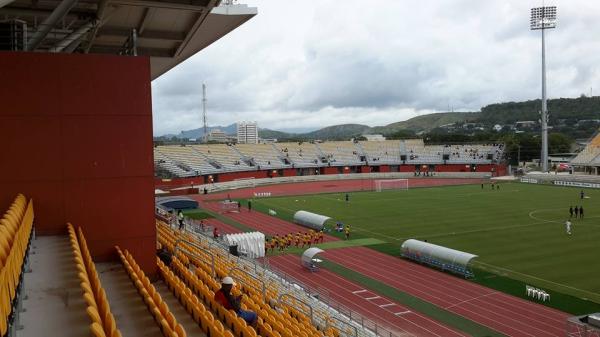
(0, 0), (257, 79)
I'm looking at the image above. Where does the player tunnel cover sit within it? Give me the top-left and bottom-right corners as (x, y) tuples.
(293, 211), (331, 231)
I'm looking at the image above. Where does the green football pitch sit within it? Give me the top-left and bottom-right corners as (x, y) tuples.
(250, 182), (600, 307)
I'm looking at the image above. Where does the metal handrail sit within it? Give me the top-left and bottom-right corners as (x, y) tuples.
(174, 239), (216, 277)
(229, 267), (266, 300)
(326, 315), (358, 337)
(278, 293), (314, 325)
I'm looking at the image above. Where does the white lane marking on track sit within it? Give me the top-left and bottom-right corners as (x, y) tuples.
(394, 311), (411, 316)
(352, 289), (368, 294)
(379, 303), (396, 308)
(366, 296), (381, 300)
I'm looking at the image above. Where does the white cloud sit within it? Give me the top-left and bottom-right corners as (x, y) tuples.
(152, 0), (600, 135)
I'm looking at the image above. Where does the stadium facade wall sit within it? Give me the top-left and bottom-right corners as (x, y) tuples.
(0, 52), (156, 275)
(156, 164), (507, 189)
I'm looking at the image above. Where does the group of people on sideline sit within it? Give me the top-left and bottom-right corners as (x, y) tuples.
(266, 229), (325, 253)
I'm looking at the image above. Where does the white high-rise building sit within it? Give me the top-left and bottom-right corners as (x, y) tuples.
(237, 121), (258, 144)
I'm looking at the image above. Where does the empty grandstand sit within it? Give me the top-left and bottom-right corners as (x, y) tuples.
(154, 141), (505, 179)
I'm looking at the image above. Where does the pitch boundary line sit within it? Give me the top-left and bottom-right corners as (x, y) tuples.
(474, 260), (600, 301)
(444, 292), (499, 310)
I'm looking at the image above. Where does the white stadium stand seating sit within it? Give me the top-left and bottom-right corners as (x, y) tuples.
(571, 133), (600, 166)
(154, 140), (505, 178)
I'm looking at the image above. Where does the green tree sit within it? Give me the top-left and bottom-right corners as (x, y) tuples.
(548, 133), (573, 154)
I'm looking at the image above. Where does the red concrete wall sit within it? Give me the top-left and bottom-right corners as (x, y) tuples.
(282, 169), (296, 177)
(217, 170), (268, 182)
(0, 52), (156, 274)
(322, 167), (338, 175)
(360, 166), (371, 173)
(437, 164), (469, 172)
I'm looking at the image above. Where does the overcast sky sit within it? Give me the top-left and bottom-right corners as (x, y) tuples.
(151, 0), (600, 136)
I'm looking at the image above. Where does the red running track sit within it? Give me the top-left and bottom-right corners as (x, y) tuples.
(269, 254), (468, 337)
(322, 247), (570, 337)
(193, 178), (488, 201)
(200, 201), (338, 241)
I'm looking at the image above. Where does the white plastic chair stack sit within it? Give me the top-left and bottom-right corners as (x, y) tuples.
(525, 285), (550, 302)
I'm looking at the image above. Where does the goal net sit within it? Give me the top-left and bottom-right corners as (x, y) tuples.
(374, 179), (409, 192)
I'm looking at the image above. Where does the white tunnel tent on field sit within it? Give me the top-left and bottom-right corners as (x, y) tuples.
(301, 247), (324, 272)
(401, 239), (478, 278)
(293, 211), (331, 231)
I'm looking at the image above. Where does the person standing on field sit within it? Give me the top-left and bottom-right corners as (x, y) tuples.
(569, 206), (573, 218)
(574, 206), (579, 218)
(565, 219), (572, 235)
(579, 206), (584, 219)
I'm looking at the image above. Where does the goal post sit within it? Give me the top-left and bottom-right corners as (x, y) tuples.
(374, 179), (409, 192)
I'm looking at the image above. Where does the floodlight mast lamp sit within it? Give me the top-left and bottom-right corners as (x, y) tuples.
(530, 6), (557, 172)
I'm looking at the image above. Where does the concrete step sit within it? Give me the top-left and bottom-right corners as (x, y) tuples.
(154, 281), (207, 337)
(20, 235), (89, 337)
(97, 262), (164, 337)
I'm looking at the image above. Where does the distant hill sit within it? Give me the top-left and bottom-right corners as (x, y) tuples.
(164, 124), (237, 139)
(372, 112), (478, 134)
(158, 96), (600, 142)
(258, 129), (293, 140)
(303, 124), (371, 140)
(480, 96), (600, 124)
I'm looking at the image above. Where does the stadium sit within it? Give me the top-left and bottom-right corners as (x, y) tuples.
(2, 1), (600, 337)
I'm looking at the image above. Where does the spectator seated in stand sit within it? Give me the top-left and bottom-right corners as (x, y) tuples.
(214, 276), (258, 327)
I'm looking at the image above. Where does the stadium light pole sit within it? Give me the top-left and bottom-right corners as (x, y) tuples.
(530, 5), (557, 172)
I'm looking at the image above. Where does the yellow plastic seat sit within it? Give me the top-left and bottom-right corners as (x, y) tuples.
(86, 306), (103, 325)
(90, 322), (107, 337)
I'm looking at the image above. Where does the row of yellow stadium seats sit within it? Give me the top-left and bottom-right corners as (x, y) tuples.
(116, 246), (186, 337)
(68, 224), (121, 337)
(164, 226), (338, 335)
(0, 195), (34, 336)
(170, 256), (331, 337)
(157, 225), (318, 336)
(164, 227), (329, 328)
(158, 258), (239, 337)
(157, 226), (280, 307)
(167, 257), (261, 337)
(157, 222), (338, 337)
(0, 194), (27, 270)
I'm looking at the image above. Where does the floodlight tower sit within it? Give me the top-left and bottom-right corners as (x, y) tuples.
(202, 83), (208, 142)
(530, 5), (557, 172)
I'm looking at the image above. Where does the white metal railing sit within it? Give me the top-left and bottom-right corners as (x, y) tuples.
(177, 171), (491, 192)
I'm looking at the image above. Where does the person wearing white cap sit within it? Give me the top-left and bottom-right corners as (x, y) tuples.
(214, 276), (257, 327)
